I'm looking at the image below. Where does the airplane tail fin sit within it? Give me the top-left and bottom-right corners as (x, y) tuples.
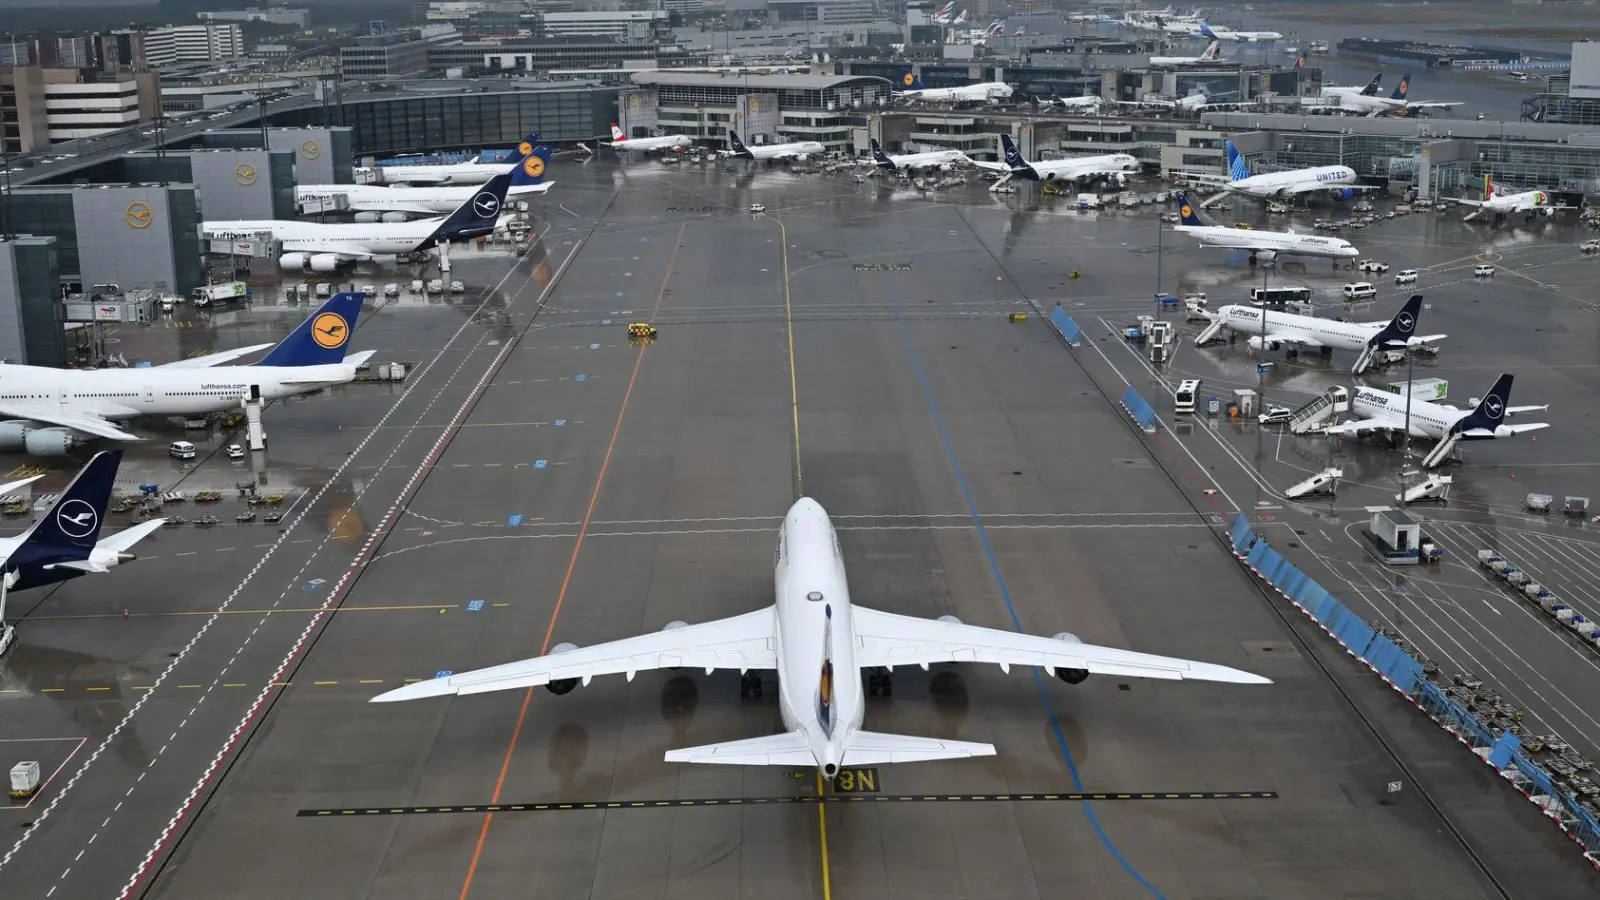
(999, 134), (1037, 178)
(427, 164), (515, 245)
(610, 123), (625, 141)
(842, 730), (996, 766)
(11, 450), (121, 570)
(1456, 374), (1513, 433)
(727, 129), (754, 158)
(1373, 293), (1422, 346)
(1225, 139), (1249, 182)
(1175, 192), (1207, 226)
(1391, 73), (1412, 101)
(898, 69), (925, 91)
(1293, 54), (1306, 68)
(510, 144), (552, 189)
(1484, 174), (1496, 198)
(868, 138), (896, 169)
(816, 604), (837, 737)
(1199, 22), (1216, 38)
(1360, 73), (1383, 96)
(1202, 40), (1221, 60)
(254, 291), (365, 367)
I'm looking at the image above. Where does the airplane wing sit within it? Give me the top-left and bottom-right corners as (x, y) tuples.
(279, 240), (380, 260)
(1445, 197), (1488, 207)
(970, 159), (1013, 173)
(850, 605), (1268, 684)
(1323, 417), (1423, 438)
(370, 606), (778, 702)
(0, 404), (142, 441)
(1406, 101), (1462, 110)
(1281, 182), (1378, 197)
(157, 343), (275, 368)
(1262, 330), (1322, 348)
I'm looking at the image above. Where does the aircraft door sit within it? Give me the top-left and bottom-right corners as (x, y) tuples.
(142, 385), (155, 403)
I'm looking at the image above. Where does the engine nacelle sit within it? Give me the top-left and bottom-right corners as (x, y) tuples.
(24, 427), (78, 456)
(1114, 172), (1127, 186)
(545, 641), (581, 695)
(1255, 249), (1278, 263)
(1245, 336), (1279, 352)
(279, 253), (311, 271)
(794, 154), (809, 163)
(308, 253), (341, 273)
(0, 420), (35, 450)
(381, 212), (410, 223)
(353, 212), (381, 224)
(1051, 632), (1089, 684)
(1540, 206), (1555, 217)
(1333, 187), (1356, 200)
(937, 614), (963, 625)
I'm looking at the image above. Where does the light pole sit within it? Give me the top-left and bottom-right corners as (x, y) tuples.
(1399, 348), (1415, 507)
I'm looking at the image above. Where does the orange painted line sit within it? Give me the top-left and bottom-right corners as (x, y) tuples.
(457, 223), (687, 900)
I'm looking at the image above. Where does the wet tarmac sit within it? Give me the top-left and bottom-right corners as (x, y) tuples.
(0, 158), (1595, 899)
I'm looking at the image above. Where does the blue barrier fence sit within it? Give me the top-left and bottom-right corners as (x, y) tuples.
(1120, 386), (1158, 432)
(1228, 514), (1600, 861)
(1049, 306), (1081, 342)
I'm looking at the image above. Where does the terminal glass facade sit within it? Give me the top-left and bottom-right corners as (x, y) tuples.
(270, 89), (618, 155)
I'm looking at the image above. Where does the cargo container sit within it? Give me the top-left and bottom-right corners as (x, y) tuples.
(9, 761), (39, 799)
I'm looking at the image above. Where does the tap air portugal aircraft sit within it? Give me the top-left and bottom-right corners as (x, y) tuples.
(297, 145), (552, 217)
(895, 71), (1015, 103)
(1150, 40), (1223, 66)
(208, 147), (521, 273)
(1306, 73), (1461, 117)
(377, 134), (540, 185)
(974, 134), (1138, 188)
(1174, 192), (1358, 263)
(603, 123), (694, 154)
(1192, 140), (1373, 209)
(0, 293), (372, 455)
(1449, 176), (1572, 221)
(1324, 374), (1548, 465)
(1201, 294), (1446, 373)
(372, 498), (1269, 777)
(868, 138), (969, 172)
(727, 130), (826, 162)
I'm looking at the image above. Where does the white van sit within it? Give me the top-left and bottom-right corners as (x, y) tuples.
(1342, 282), (1377, 300)
(169, 441), (197, 460)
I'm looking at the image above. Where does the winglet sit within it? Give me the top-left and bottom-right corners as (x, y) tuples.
(254, 292), (365, 367)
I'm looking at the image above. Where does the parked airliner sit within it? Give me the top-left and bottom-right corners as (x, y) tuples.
(1449, 176), (1573, 222)
(1199, 23), (1282, 42)
(372, 497), (1268, 777)
(1306, 73), (1461, 117)
(975, 134), (1138, 190)
(1324, 374), (1548, 467)
(603, 123), (694, 154)
(727, 130), (826, 161)
(1192, 140), (1373, 208)
(377, 134), (539, 185)
(868, 138), (968, 172)
(1174, 192), (1358, 263)
(895, 71), (1014, 103)
(297, 146), (552, 217)
(1199, 294), (1446, 373)
(1151, 40), (1222, 66)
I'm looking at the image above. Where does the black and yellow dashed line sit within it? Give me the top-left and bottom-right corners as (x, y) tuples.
(296, 791), (1278, 817)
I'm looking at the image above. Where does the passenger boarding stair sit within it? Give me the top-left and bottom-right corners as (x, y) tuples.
(1284, 467), (1342, 499)
(1288, 388), (1349, 435)
(1193, 315), (1225, 345)
(1421, 431), (1462, 469)
(1397, 472), (1452, 503)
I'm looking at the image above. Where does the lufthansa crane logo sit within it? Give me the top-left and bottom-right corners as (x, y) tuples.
(517, 140), (533, 156)
(522, 155), (544, 178)
(125, 202), (153, 229)
(628, 94), (643, 109)
(310, 311), (350, 350)
(1395, 311), (1415, 332)
(1179, 204), (1193, 218)
(56, 499), (98, 539)
(301, 139), (321, 159)
(902, 72), (915, 86)
(471, 192), (500, 218)
(1484, 395), (1504, 417)
(234, 163), (258, 185)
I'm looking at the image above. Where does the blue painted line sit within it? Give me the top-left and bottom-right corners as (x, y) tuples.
(892, 312), (1170, 900)
(467, 599), (485, 612)
(434, 669), (454, 679)
(553, 419), (566, 427)
(507, 514), (523, 526)
(534, 459), (548, 470)
(575, 374), (586, 382)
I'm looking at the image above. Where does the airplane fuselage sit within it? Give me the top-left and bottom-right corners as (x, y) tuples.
(1217, 305), (1380, 350)
(0, 362), (359, 420)
(744, 141), (827, 160)
(1230, 165), (1359, 197)
(204, 219), (441, 256)
(774, 498), (862, 777)
(1174, 224), (1359, 258)
(881, 150), (967, 170)
(296, 183), (548, 215)
(377, 161), (511, 186)
(901, 84), (1012, 103)
(1349, 388), (1462, 439)
(610, 135), (693, 153)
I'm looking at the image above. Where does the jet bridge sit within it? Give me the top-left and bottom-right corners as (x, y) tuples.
(1288, 387), (1349, 435)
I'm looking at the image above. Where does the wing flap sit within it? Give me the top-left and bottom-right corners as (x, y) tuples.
(0, 404), (141, 441)
(843, 731), (996, 765)
(850, 606), (1268, 684)
(664, 731), (813, 766)
(1322, 416), (1393, 435)
(371, 607), (778, 702)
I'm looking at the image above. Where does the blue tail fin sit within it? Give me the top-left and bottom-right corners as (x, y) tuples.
(727, 129), (754, 159)
(1359, 73), (1382, 96)
(510, 144), (552, 189)
(816, 604), (836, 737)
(255, 292), (365, 367)
(1226, 140), (1249, 182)
(1293, 54), (1306, 69)
(1391, 73), (1411, 101)
(899, 69), (924, 90)
(1175, 192), (1206, 226)
(1372, 294), (1422, 347)
(869, 138), (896, 170)
(1199, 23), (1217, 38)
(10, 450), (120, 571)
(1458, 374), (1513, 433)
(999, 134), (1038, 179)
(425, 165), (514, 246)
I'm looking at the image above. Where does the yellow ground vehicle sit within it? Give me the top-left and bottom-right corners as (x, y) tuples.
(627, 322), (657, 340)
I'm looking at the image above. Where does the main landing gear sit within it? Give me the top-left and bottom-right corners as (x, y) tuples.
(866, 667), (893, 697)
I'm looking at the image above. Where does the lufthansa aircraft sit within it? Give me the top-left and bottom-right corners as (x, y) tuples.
(373, 498), (1269, 777)
(1173, 192), (1358, 264)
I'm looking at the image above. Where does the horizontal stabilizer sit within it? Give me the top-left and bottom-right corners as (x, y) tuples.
(664, 731), (814, 766)
(96, 518), (167, 554)
(842, 731), (996, 766)
(44, 560), (108, 574)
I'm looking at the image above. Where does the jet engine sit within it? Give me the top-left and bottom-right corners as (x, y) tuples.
(1253, 249), (1278, 264)
(381, 212), (410, 223)
(794, 154), (810, 162)
(0, 420), (36, 451)
(1113, 172), (1128, 187)
(1539, 206), (1555, 217)
(1051, 632), (1090, 684)
(279, 253), (342, 273)
(1245, 336), (1281, 352)
(353, 212), (381, 224)
(544, 641), (581, 695)
(24, 427), (79, 456)
(1331, 187), (1356, 200)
